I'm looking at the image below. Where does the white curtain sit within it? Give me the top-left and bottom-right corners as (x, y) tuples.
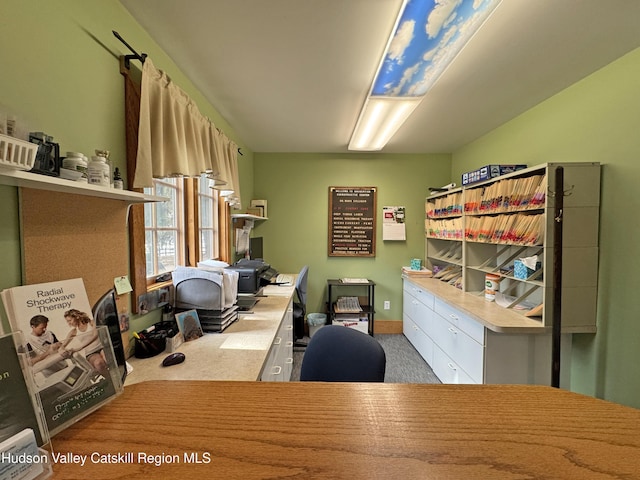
(135, 58), (242, 206)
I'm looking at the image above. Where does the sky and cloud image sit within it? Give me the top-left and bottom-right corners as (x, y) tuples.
(372, 0), (501, 97)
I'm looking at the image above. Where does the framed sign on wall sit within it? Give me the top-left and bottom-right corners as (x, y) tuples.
(328, 186), (377, 257)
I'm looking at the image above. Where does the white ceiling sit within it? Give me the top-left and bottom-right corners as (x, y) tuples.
(119, 0), (640, 154)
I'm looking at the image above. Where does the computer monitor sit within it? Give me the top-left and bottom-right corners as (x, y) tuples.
(250, 236), (263, 260)
(92, 289), (127, 383)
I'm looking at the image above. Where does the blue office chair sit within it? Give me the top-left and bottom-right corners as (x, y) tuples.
(300, 325), (386, 382)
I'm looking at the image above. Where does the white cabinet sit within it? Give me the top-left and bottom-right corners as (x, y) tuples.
(402, 278), (572, 386)
(261, 299), (294, 382)
(403, 282), (435, 366)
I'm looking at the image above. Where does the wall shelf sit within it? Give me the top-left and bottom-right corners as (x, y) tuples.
(0, 167), (167, 203)
(231, 213), (268, 221)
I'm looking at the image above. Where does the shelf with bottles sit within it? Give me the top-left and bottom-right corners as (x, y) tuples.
(0, 167), (166, 203)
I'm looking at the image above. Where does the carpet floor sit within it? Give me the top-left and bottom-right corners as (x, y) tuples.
(291, 333), (441, 383)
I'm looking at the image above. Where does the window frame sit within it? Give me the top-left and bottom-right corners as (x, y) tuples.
(144, 177), (186, 282)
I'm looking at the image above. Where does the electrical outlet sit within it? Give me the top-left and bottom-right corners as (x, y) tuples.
(383, 300), (390, 310)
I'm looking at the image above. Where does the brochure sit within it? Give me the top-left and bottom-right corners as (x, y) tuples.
(0, 278), (122, 436)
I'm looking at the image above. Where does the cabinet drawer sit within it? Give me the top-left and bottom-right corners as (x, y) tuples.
(432, 345), (477, 384)
(434, 298), (485, 345)
(260, 345), (280, 381)
(403, 316), (434, 366)
(403, 293), (435, 334)
(430, 314), (484, 383)
(404, 281), (435, 310)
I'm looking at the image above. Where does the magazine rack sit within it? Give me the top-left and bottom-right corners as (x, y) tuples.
(0, 331), (52, 479)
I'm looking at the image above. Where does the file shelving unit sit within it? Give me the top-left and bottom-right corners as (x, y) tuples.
(425, 162), (600, 332)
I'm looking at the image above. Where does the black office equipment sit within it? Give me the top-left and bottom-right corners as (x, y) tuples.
(226, 258), (275, 294)
(92, 289), (127, 383)
(293, 265), (309, 347)
(249, 236), (263, 260)
(28, 132), (60, 177)
(162, 352), (185, 367)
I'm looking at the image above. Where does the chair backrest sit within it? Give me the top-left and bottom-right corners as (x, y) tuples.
(295, 265), (309, 308)
(300, 325), (386, 382)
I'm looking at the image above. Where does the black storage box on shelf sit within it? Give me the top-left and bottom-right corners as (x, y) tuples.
(28, 132), (60, 177)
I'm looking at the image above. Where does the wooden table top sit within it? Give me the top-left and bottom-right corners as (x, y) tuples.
(49, 381), (640, 479)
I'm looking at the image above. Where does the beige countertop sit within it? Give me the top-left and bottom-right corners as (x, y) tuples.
(125, 290), (294, 384)
(403, 275), (550, 334)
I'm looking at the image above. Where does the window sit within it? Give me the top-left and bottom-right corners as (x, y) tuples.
(143, 174), (222, 282)
(144, 178), (185, 277)
(198, 174), (219, 261)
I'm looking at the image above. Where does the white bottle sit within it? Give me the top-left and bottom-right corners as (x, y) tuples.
(95, 149), (113, 187)
(88, 155), (110, 186)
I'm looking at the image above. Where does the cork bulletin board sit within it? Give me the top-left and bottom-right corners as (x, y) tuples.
(328, 186), (377, 257)
(19, 188), (131, 315)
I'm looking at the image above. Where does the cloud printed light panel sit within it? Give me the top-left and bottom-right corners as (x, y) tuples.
(372, 0), (501, 97)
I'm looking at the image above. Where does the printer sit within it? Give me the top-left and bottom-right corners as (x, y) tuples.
(226, 259), (276, 294)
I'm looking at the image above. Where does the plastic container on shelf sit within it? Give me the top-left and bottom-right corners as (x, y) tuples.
(0, 133), (38, 170)
(62, 151), (88, 173)
(95, 149), (113, 187)
(88, 155), (110, 187)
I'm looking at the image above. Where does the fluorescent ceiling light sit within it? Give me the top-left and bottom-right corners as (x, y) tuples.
(349, 97), (421, 151)
(349, 0), (501, 151)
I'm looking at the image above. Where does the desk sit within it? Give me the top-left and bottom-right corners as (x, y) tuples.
(126, 283), (295, 384)
(50, 382), (640, 479)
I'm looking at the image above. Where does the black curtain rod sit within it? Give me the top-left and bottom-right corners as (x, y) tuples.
(113, 30), (147, 69)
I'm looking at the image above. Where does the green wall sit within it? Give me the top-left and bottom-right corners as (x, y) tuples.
(2, 0), (640, 409)
(452, 48), (640, 407)
(0, 0), (254, 332)
(253, 153), (450, 321)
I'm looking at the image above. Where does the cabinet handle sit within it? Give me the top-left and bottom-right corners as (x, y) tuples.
(449, 314), (459, 321)
(448, 327), (457, 335)
(286, 325), (293, 331)
(447, 363), (457, 371)
(274, 337), (282, 346)
(271, 366), (282, 375)
(285, 341), (293, 348)
(412, 300), (419, 305)
(285, 357), (293, 364)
